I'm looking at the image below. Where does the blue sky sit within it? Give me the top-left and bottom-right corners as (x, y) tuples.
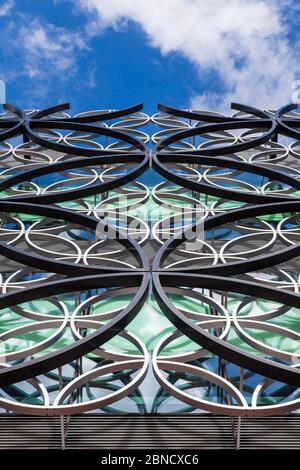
(0, 0), (299, 115)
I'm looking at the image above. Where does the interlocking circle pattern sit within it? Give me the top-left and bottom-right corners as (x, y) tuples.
(0, 101), (300, 416)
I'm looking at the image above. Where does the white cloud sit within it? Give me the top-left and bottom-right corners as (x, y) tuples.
(16, 19), (87, 78)
(77, 0), (299, 110)
(0, 0), (13, 17)
(0, 14), (89, 101)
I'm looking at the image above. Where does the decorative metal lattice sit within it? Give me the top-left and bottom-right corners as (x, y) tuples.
(0, 101), (300, 416)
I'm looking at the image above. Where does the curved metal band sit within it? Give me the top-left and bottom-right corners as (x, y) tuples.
(155, 119), (276, 155)
(153, 152), (300, 204)
(0, 201), (149, 273)
(0, 153), (149, 204)
(157, 102), (271, 123)
(276, 103), (300, 139)
(153, 200), (300, 275)
(0, 103), (145, 154)
(33, 102), (143, 122)
(153, 272), (300, 386)
(25, 119), (145, 155)
(0, 272), (150, 387)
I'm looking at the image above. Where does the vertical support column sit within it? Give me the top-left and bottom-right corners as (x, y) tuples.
(60, 415), (65, 450)
(59, 366), (65, 450)
(235, 416), (241, 450)
(234, 366), (244, 449)
(149, 149), (152, 167)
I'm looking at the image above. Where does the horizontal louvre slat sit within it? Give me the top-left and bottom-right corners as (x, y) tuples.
(0, 415), (300, 449)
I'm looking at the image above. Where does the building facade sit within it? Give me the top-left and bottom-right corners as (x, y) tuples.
(0, 101), (300, 447)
